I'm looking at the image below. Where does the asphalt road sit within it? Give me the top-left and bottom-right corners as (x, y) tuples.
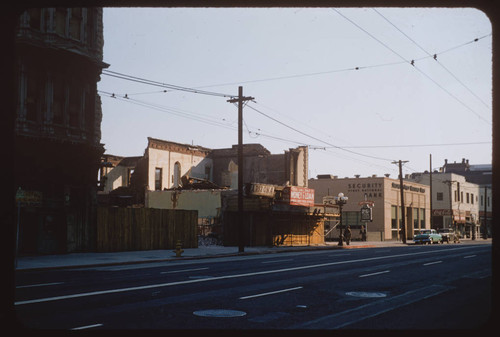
(14, 243), (492, 330)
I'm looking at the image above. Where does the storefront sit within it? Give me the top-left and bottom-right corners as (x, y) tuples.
(309, 175), (430, 241)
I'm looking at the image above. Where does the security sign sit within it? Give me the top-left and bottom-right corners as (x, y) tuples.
(360, 204), (372, 222)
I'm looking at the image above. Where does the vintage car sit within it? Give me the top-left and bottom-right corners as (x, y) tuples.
(414, 229), (442, 244)
(437, 228), (460, 243)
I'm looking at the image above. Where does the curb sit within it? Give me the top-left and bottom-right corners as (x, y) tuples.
(16, 243), (386, 272)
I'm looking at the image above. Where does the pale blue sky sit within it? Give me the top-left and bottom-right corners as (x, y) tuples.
(98, 7), (492, 179)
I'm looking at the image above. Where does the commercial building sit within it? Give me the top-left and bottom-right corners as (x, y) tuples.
(308, 175), (430, 241)
(14, 8), (107, 254)
(408, 171), (482, 239)
(440, 158), (492, 237)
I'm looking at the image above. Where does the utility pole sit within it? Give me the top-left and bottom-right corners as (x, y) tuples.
(227, 86), (254, 253)
(392, 160), (408, 243)
(429, 154), (433, 229)
(483, 186), (488, 239)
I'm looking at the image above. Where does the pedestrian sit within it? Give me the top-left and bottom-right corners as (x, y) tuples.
(345, 225), (352, 245)
(360, 225), (367, 241)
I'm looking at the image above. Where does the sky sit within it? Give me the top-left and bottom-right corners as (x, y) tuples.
(98, 7), (492, 180)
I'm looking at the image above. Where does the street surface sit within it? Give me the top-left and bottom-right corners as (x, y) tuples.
(14, 242), (492, 330)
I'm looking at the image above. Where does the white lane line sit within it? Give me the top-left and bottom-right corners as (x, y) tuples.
(423, 261), (443, 266)
(71, 323), (103, 330)
(160, 267), (209, 274)
(239, 286), (303, 300)
(261, 259), (294, 264)
(359, 270), (390, 278)
(16, 282), (64, 289)
(464, 255), (477, 259)
(14, 245), (482, 306)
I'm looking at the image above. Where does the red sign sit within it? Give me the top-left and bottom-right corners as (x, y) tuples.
(281, 186), (315, 206)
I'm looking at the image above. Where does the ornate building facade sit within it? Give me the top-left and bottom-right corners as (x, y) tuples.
(15, 8), (108, 254)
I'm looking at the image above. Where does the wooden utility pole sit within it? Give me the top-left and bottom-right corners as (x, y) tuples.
(227, 86), (254, 253)
(429, 154), (433, 229)
(393, 160), (408, 243)
(483, 186), (488, 239)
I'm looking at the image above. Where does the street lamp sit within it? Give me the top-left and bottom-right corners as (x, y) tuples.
(334, 192), (348, 246)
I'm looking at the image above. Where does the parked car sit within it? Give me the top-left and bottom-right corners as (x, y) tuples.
(437, 228), (460, 243)
(414, 229), (442, 244)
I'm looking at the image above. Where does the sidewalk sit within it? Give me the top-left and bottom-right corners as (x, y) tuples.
(15, 238), (491, 271)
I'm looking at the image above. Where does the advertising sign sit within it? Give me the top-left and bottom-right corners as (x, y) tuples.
(246, 183), (275, 198)
(15, 189), (42, 207)
(282, 186), (315, 207)
(360, 205), (373, 222)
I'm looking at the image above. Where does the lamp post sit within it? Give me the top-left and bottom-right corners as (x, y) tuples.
(335, 192), (348, 246)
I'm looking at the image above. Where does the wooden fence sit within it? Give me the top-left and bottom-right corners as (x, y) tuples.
(96, 207), (198, 252)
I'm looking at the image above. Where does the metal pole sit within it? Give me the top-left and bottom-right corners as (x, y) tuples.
(338, 203), (343, 246)
(16, 201), (20, 268)
(237, 86), (244, 253)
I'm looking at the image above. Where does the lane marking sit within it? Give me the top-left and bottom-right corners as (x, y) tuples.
(261, 259), (294, 264)
(14, 245), (486, 306)
(71, 323), (103, 330)
(160, 267), (209, 274)
(423, 261), (443, 266)
(239, 286), (303, 300)
(16, 282), (64, 289)
(359, 270), (390, 278)
(464, 255), (476, 259)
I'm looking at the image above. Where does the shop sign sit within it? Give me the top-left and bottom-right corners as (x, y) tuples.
(15, 189), (42, 207)
(432, 209), (452, 216)
(282, 186), (314, 206)
(360, 205), (373, 222)
(246, 183), (275, 198)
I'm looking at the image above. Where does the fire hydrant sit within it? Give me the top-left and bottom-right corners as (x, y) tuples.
(173, 240), (184, 257)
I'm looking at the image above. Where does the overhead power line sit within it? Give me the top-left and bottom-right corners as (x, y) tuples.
(247, 102), (395, 162)
(194, 32), (489, 89)
(372, 8), (492, 111)
(102, 70), (237, 98)
(332, 8), (492, 125)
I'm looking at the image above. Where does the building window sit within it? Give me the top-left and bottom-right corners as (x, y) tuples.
(68, 83), (81, 127)
(25, 71), (40, 122)
(481, 195), (484, 206)
(420, 208), (425, 229)
(173, 162), (181, 188)
(55, 8), (67, 36)
(344, 211), (361, 227)
(391, 206), (398, 229)
(127, 168), (134, 186)
(69, 8), (82, 41)
(471, 193), (474, 205)
(461, 192), (463, 203)
(155, 168), (162, 191)
(52, 77), (65, 125)
(466, 193), (469, 204)
(28, 8), (41, 30)
(436, 192), (443, 201)
(413, 208), (419, 230)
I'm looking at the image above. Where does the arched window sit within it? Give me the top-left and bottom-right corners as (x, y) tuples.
(174, 162), (181, 188)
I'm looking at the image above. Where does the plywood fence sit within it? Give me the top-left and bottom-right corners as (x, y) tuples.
(97, 207), (198, 252)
